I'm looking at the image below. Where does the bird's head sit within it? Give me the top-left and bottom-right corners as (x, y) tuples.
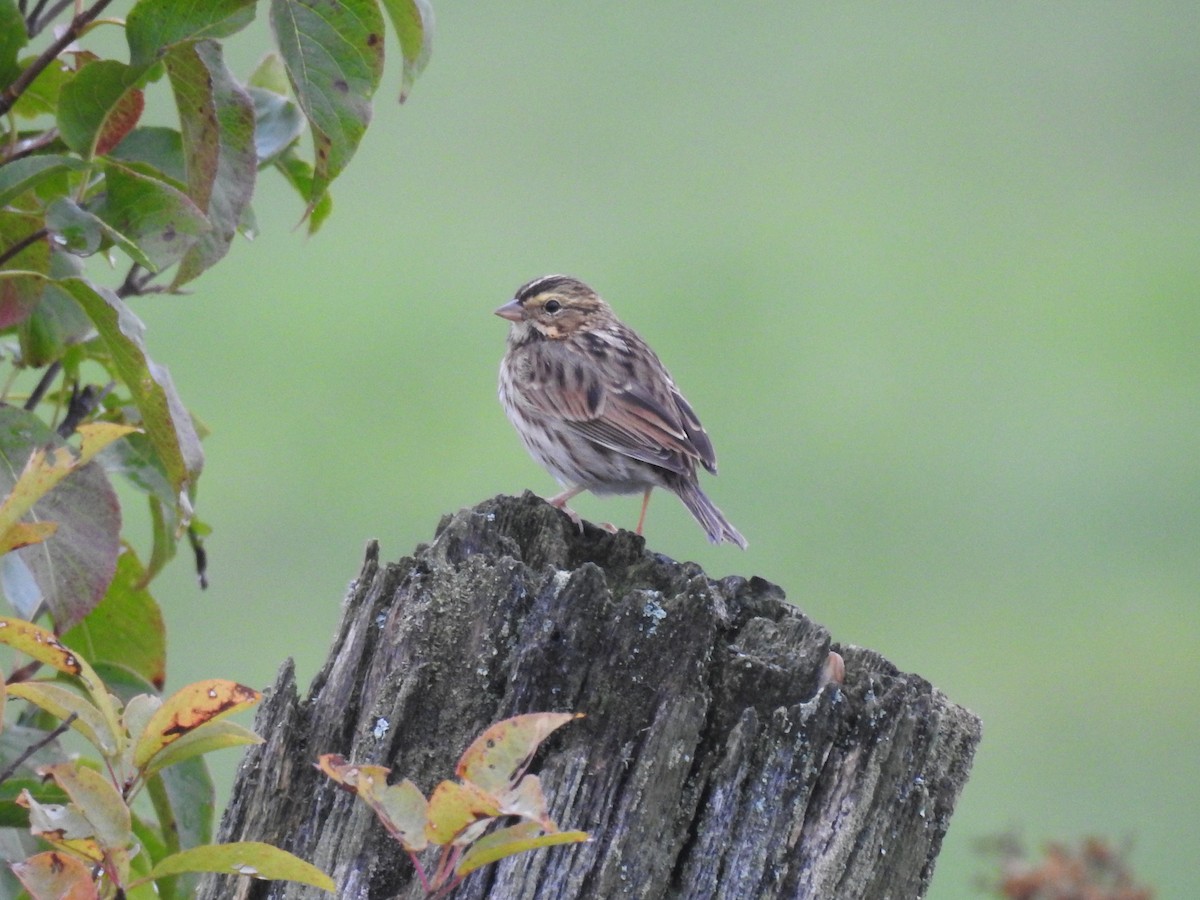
(495, 274), (611, 340)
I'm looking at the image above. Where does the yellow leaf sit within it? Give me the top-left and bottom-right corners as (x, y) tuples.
(456, 712), (583, 794)
(133, 679), (260, 770)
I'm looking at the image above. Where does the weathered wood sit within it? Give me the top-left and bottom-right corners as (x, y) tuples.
(198, 493), (981, 899)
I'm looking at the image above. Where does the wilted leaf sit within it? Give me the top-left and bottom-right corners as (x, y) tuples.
(11, 850), (99, 900)
(39, 761), (132, 851)
(127, 0), (257, 67)
(317, 755), (429, 852)
(456, 821), (588, 879)
(133, 679), (260, 770)
(424, 779), (500, 847)
(165, 39), (256, 288)
(269, 0), (383, 207)
(141, 841), (334, 891)
(456, 712), (582, 795)
(60, 277), (204, 501)
(63, 546), (167, 690)
(57, 60), (145, 158)
(18, 788), (97, 842)
(379, 0), (434, 102)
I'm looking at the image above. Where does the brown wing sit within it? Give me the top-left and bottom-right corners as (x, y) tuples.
(518, 329), (716, 476)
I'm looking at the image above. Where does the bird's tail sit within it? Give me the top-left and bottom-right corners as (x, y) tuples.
(669, 475), (748, 549)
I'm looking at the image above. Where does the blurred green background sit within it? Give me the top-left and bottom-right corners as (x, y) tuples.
(119, 3), (1198, 896)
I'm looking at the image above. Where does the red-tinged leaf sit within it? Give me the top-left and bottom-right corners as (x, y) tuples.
(378, 0), (434, 103)
(139, 841), (334, 891)
(165, 39), (256, 288)
(64, 546), (167, 690)
(60, 277), (204, 501)
(456, 712), (583, 795)
(424, 779), (501, 847)
(39, 762), (132, 851)
(455, 822), (589, 879)
(269, 0), (383, 205)
(133, 679), (260, 770)
(11, 850), (99, 900)
(57, 60), (145, 159)
(127, 0), (257, 67)
(95, 88), (145, 157)
(0, 210), (49, 328)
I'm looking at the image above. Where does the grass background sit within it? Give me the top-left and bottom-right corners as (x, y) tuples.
(106, 3), (1200, 896)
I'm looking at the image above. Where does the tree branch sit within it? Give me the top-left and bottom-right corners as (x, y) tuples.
(0, 228), (47, 268)
(0, 0), (116, 117)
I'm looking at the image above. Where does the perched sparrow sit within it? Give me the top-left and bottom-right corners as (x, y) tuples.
(495, 274), (746, 548)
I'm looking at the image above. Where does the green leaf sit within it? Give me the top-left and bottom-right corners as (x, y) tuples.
(141, 719), (262, 779)
(0, 774), (68, 828)
(379, 0), (434, 103)
(249, 86), (305, 165)
(0, 155), (83, 208)
(63, 546), (167, 691)
(0, 211), (50, 329)
(456, 822), (589, 879)
(11, 56), (73, 120)
(57, 60), (146, 158)
(142, 842), (334, 891)
(57, 277), (204, 500)
(109, 127), (187, 184)
(45, 198), (103, 256)
(93, 162), (210, 271)
(0, 0), (27, 89)
(0, 409), (122, 630)
(248, 52), (290, 95)
(269, 0), (384, 206)
(164, 40), (256, 288)
(147, 756), (215, 899)
(18, 276), (93, 367)
(273, 148), (332, 233)
(127, 0), (257, 67)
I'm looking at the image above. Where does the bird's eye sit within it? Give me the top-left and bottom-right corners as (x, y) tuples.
(544, 299), (561, 314)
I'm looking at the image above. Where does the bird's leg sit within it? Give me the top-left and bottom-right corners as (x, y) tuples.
(548, 486), (586, 532)
(635, 487), (654, 535)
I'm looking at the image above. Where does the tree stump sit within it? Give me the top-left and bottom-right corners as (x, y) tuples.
(198, 493), (981, 899)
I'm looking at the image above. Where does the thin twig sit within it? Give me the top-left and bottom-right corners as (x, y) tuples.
(0, 713), (77, 785)
(23, 359), (61, 411)
(0, 227), (48, 268)
(0, 0), (116, 116)
(188, 524), (208, 589)
(28, 0), (74, 39)
(56, 380), (111, 437)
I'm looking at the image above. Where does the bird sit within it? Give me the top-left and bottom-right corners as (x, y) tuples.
(495, 274), (746, 548)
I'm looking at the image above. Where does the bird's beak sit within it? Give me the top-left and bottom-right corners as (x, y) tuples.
(494, 299), (524, 322)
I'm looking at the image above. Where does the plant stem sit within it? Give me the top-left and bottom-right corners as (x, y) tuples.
(0, 0), (116, 116)
(0, 227), (47, 268)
